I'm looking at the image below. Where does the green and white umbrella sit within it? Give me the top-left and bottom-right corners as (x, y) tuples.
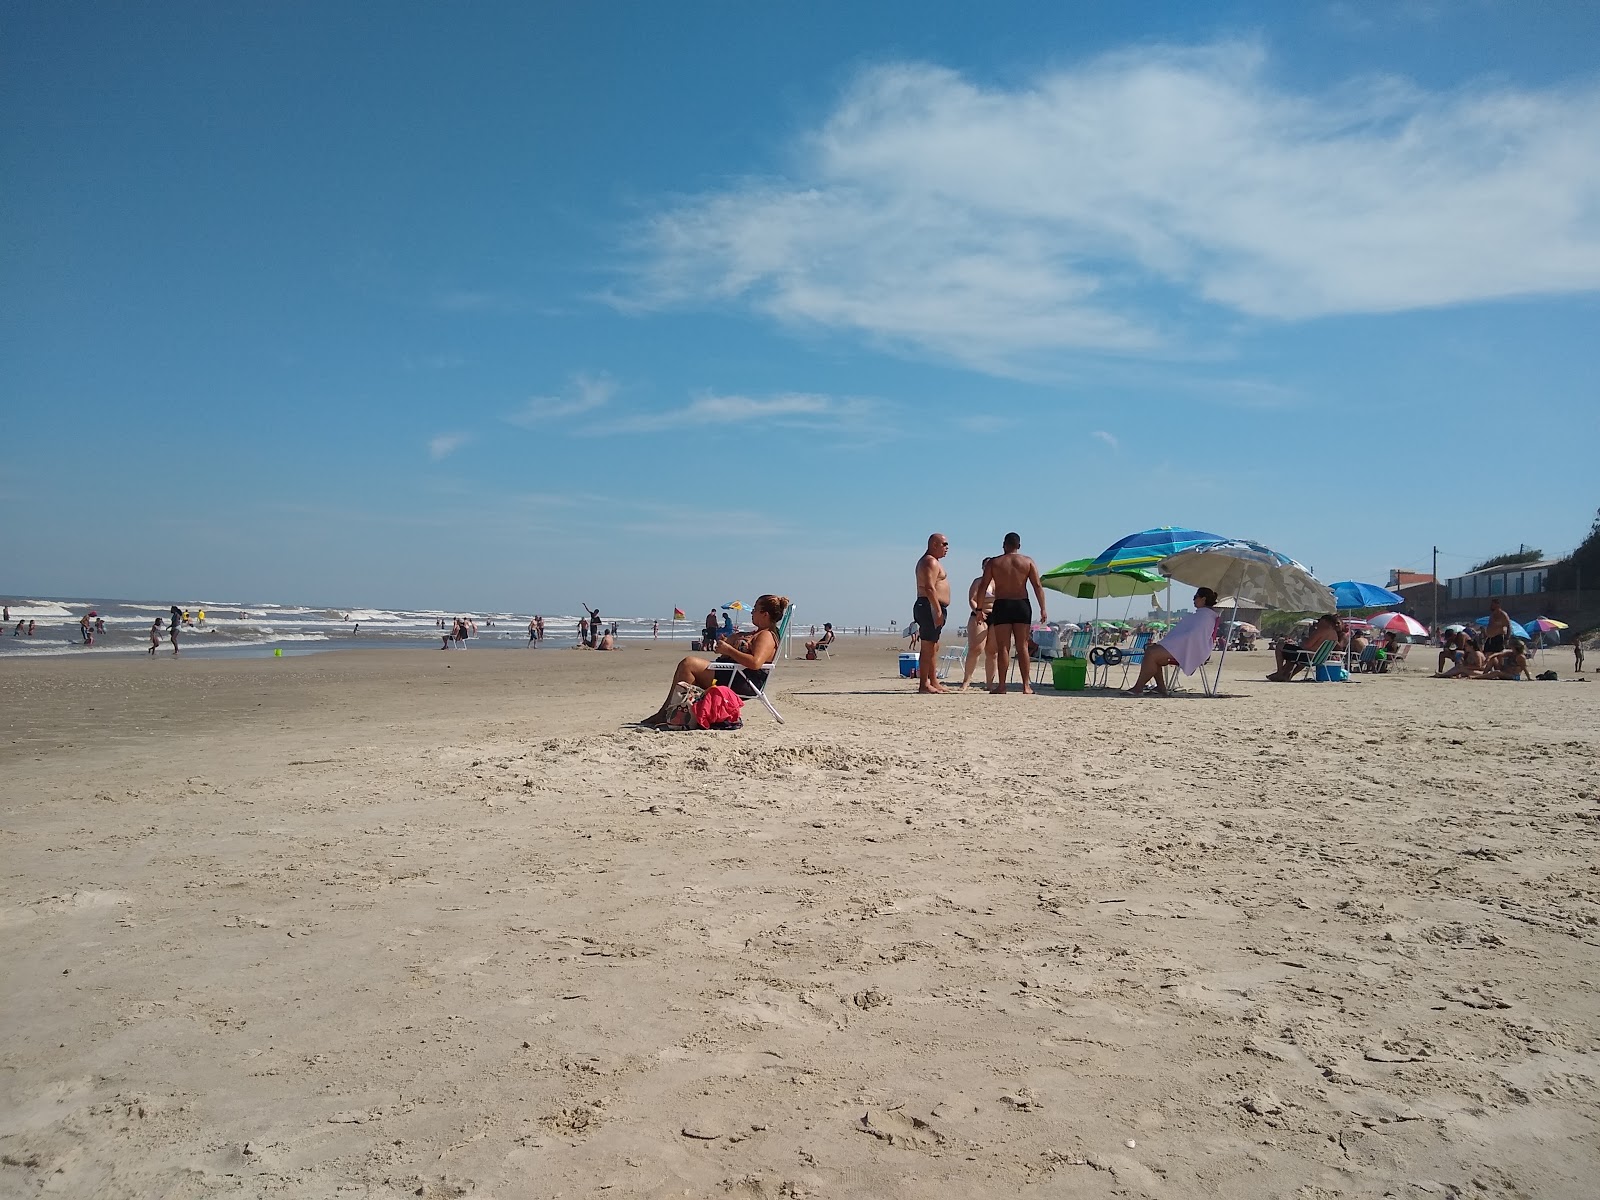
(1042, 558), (1167, 600)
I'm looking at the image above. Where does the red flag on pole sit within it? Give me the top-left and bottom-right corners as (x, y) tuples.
(673, 607), (685, 620)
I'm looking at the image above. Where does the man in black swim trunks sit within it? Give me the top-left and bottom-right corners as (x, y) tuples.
(979, 532), (1047, 694)
(913, 533), (952, 694)
(1482, 597), (1511, 656)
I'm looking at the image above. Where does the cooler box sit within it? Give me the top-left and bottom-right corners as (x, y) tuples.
(1315, 663), (1350, 682)
(899, 653), (919, 678)
(1052, 656), (1088, 691)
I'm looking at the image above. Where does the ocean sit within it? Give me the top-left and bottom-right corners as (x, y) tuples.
(0, 597), (718, 659)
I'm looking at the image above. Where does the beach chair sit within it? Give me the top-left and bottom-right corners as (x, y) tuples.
(938, 641), (966, 683)
(1295, 640), (1337, 682)
(710, 604), (793, 723)
(1385, 643), (1410, 672)
(1114, 633), (1153, 690)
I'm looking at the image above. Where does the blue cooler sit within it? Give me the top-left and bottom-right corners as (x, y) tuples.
(899, 652), (919, 678)
(1315, 663), (1350, 682)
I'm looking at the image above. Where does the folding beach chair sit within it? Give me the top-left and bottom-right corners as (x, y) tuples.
(1294, 640), (1337, 682)
(710, 604), (792, 723)
(1114, 633), (1153, 690)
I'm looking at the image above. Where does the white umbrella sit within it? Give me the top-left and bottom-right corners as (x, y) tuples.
(1159, 540), (1335, 693)
(1368, 612), (1428, 638)
(1160, 540), (1334, 613)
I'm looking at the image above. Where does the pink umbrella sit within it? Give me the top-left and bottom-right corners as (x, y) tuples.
(1369, 612), (1428, 637)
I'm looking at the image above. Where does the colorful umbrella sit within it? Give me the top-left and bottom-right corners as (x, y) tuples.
(1369, 612), (1428, 637)
(1085, 527), (1228, 574)
(721, 601), (746, 611)
(1528, 617), (1568, 632)
(1042, 557), (1167, 600)
(1474, 615), (1531, 640)
(1442, 623), (1467, 633)
(1330, 581), (1405, 610)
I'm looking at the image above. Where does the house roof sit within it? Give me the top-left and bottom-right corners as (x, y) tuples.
(1451, 559), (1560, 578)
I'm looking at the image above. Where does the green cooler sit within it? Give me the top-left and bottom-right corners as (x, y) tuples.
(1051, 655), (1088, 691)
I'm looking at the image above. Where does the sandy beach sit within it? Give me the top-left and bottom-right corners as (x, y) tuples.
(3, 640), (1598, 1198)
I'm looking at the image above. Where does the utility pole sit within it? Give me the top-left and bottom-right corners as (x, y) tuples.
(1432, 546), (1439, 637)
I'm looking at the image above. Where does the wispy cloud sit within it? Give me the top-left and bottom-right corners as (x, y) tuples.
(621, 43), (1600, 375)
(428, 432), (471, 460)
(505, 373), (618, 426)
(594, 390), (875, 435)
(1091, 430), (1119, 450)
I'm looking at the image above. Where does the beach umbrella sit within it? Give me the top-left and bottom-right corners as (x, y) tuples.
(1330, 581), (1405, 610)
(1527, 617), (1567, 632)
(1475, 615), (1531, 640)
(721, 601), (746, 611)
(1341, 616), (1374, 631)
(1042, 558), (1167, 599)
(1443, 623), (1467, 633)
(1085, 527), (1228, 574)
(1369, 612), (1428, 637)
(1159, 541), (1334, 613)
(1160, 540), (1334, 693)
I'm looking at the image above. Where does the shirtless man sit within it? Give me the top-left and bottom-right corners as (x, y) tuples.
(1483, 597), (1511, 657)
(913, 533), (952, 694)
(960, 557), (996, 690)
(979, 533), (1047, 694)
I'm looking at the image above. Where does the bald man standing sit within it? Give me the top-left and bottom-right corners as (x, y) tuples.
(913, 533), (952, 694)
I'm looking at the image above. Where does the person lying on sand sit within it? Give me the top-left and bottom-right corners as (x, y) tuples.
(641, 595), (788, 727)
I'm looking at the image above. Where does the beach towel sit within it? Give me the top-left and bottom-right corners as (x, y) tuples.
(1159, 607), (1219, 675)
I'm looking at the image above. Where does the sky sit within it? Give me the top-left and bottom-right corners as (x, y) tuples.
(4, 1), (1599, 624)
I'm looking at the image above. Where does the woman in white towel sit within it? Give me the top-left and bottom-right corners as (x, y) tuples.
(1125, 588), (1221, 696)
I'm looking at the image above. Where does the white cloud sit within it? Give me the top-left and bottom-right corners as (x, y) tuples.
(505, 373), (618, 426)
(1091, 430), (1119, 450)
(428, 432), (471, 460)
(622, 43), (1600, 373)
(596, 390), (875, 435)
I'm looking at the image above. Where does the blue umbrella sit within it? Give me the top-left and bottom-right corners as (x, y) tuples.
(1085, 526), (1228, 574)
(1329, 581), (1404, 610)
(1475, 615), (1531, 640)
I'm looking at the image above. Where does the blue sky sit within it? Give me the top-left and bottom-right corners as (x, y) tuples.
(4, 1), (1598, 624)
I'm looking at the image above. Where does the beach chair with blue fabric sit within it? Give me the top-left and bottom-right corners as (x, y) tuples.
(710, 603), (793, 722)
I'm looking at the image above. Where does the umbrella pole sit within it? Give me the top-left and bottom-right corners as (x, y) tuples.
(1208, 601), (1237, 697)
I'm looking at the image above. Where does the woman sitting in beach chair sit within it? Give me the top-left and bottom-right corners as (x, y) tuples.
(1268, 614), (1342, 681)
(642, 594), (789, 727)
(1123, 588), (1221, 696)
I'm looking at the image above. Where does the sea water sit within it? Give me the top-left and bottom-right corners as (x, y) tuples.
(0, 597), (709, 659)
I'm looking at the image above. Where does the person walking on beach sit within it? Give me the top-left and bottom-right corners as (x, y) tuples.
(980, 533), (1047, 694)
(536, 615), (544, 643)
(652, 619), (659, 639)
(913, 533), (952, 694)
(528, 618), (537, 646)
(170, 605), (182, 654)
(1483, 597), (1511, 656)
(150, 617), (162, 655)
(961, 557), (997, 690)
(1576, 632), (1586, 673)
(80, 613), (94, 645)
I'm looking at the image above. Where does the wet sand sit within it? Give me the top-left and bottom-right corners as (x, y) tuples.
(3, 640), (1598, 1198)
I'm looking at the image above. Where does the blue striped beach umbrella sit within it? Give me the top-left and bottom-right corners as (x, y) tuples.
(1085, 527), (1228, 574)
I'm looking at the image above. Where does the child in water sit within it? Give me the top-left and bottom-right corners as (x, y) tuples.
(150, 618), (163, 655)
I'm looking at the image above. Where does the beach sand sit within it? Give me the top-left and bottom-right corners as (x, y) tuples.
(3, 640), (1598, 1198)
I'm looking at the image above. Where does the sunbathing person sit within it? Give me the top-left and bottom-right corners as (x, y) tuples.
(642, 594), (789, 727)
(1268, 614), (1341, 681)
(1476, 639), (1532, 680)
(1124, 588), (1221, 696)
